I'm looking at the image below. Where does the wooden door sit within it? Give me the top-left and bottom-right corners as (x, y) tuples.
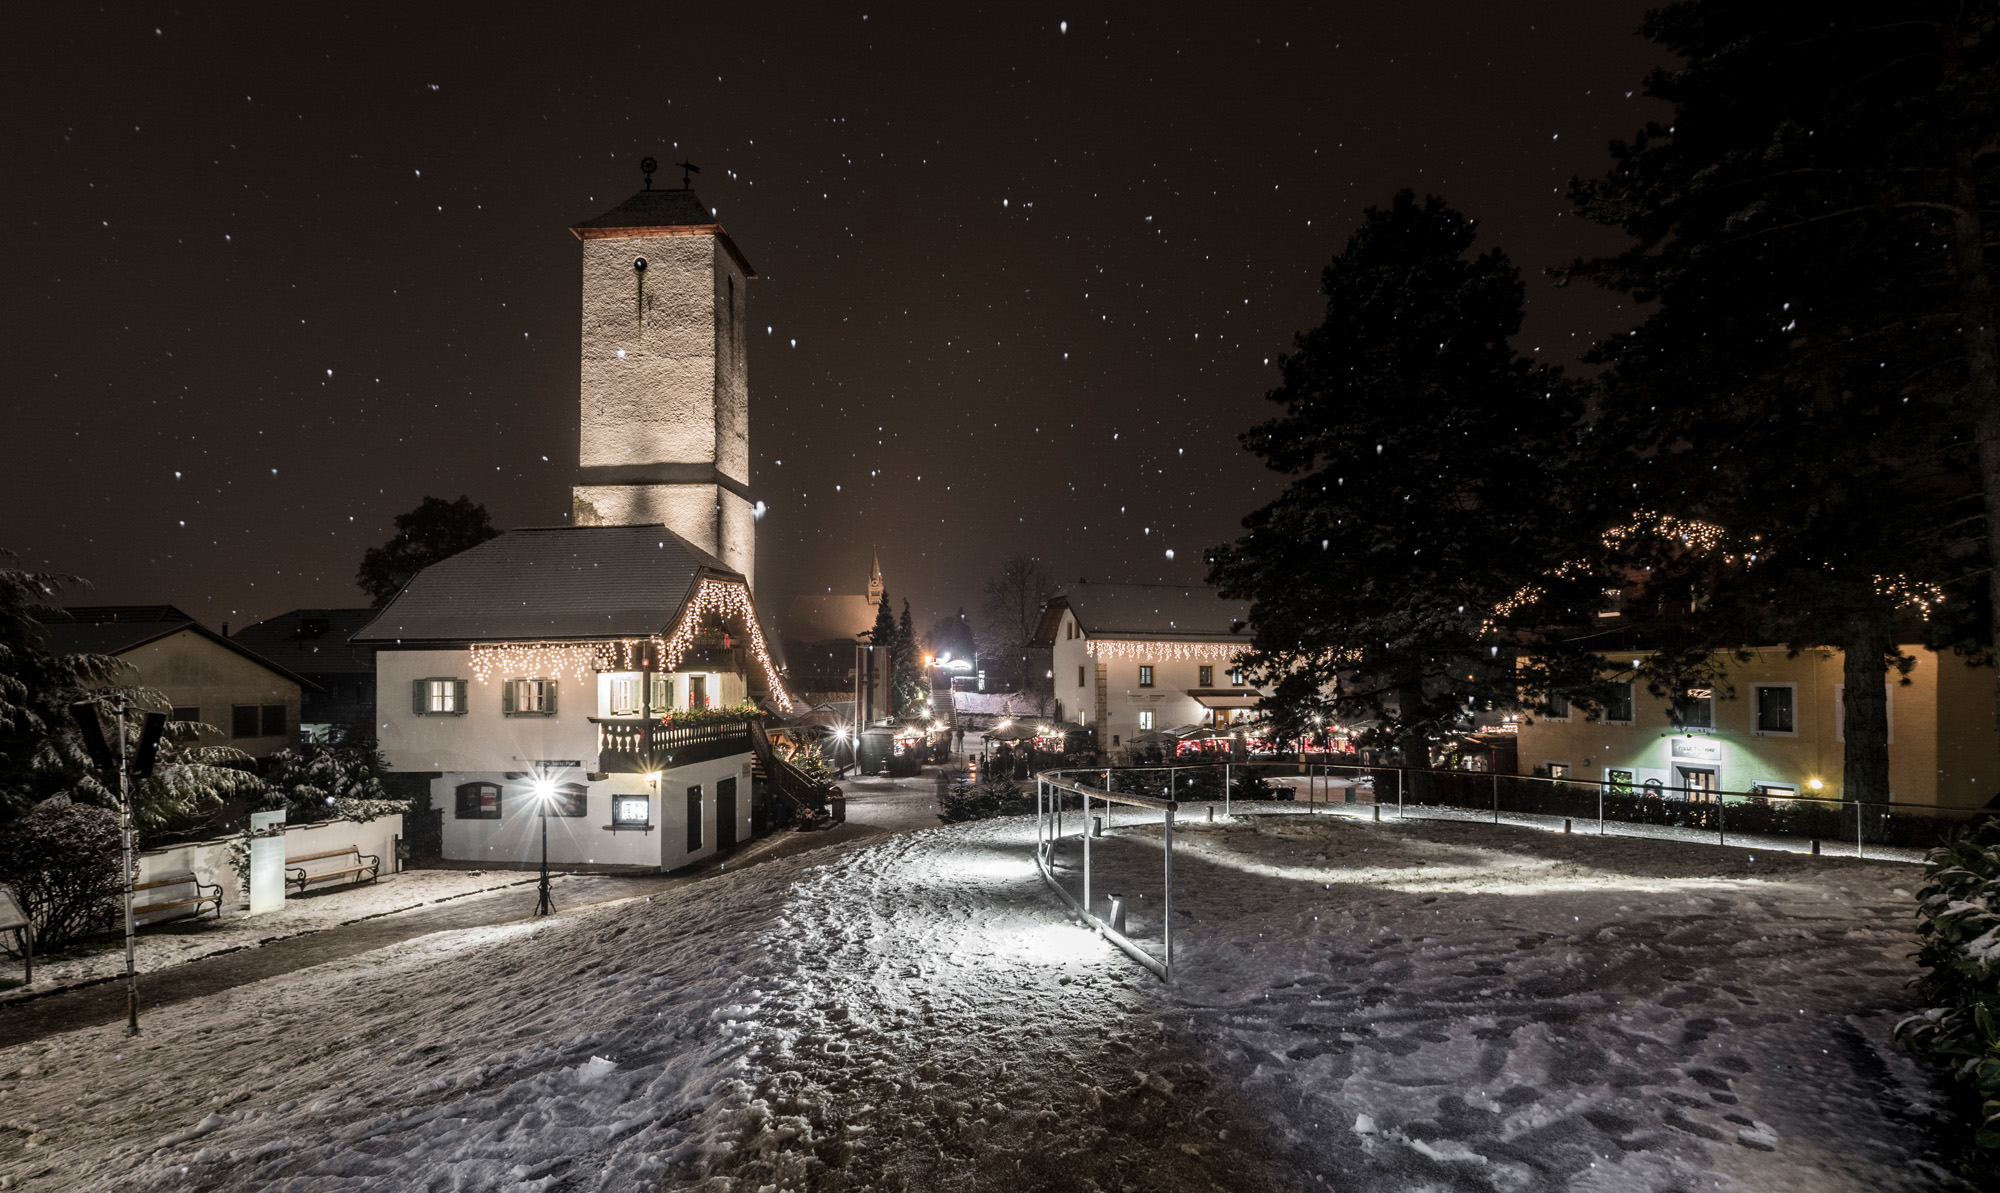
(716, 777), (738, 851)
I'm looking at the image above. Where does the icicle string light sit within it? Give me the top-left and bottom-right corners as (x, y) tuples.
(1084, 639), (1248, 661)
(465, 579), (792, 711)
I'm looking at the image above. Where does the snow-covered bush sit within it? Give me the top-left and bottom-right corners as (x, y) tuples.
(258, 737), (406, 825)
(1895, 817), (2000, 1178)
(0, 796), (120, 955)
(937, 774), (1034, 823)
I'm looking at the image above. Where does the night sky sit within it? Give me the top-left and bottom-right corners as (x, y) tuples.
(1, 3), (1667, 639)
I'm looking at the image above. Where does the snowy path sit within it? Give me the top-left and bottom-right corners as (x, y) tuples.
(0, 810), (1952, 1191)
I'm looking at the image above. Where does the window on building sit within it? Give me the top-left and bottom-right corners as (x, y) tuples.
(1230, 667), (1246, 686)
(610, 676), (641, 715)
(1138, 665), (1154, 688)
(1606, 768), (1634, 794)
(1199, 665), (1214, 687)
(1752, 783), (1798, 799)
(686, 785), (704, 852)
(1078, 665), (1087, 688)
(1544, 762), (1572, 779)
(1674, 689), (1714, 729)
(170, 706), (200, 724)
(260, 704), (286, 737)
(1139, 710), (1155, 731)
(231, 704), (288, 737)
(543, 781), (587, 817)
(506, 678), (558, 716)
(414, 678), (466, 716)
(232, 705), (258, 738)
(455, 782), (501, 819)
(687, 674), (709, 710)
(1605, 682), (1634, 724)
(613, 794), (651, 827)
(1545, 695), (1571, 720)
(1754, 684), (1795, 734)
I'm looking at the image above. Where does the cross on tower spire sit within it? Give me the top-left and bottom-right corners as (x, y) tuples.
(676, 159), (700, 189)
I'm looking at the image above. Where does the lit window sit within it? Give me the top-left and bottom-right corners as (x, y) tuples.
(1138, 665), (1154, 688)
(1229, 667), (1245, 687)
(1139, 710), (1155, 731)
(454, 781), (501, 819)
(610, 676), (640, 715)
(413, 679), (465, 716)
(1545, 762), (1572, 779)
(506, 678), (557, 716)
(613, 794), (650, 826)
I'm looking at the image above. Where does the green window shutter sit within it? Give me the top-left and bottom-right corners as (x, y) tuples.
(502, 681), (516, 715)
(547, 680), (558, 715)
(453, 680), (468, 715)
(413, 679), (426, 715)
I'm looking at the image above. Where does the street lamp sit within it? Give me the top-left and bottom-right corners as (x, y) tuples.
(532, 778), (556, 917)
(71, 698), (165, 1036)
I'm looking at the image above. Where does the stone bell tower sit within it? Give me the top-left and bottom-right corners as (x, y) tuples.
(570, 158), (757, 592)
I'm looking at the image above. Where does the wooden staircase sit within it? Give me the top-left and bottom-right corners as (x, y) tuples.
(748, 719), (840, 830)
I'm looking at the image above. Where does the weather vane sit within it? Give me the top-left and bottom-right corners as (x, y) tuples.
(676, 159), (700, 188)
(641, 156), (657, 190)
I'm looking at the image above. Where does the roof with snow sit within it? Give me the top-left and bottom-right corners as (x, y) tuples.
(230, 609), (379, 676)
(569, 186), (756, 276)
(352, 524), (746, 646)
(1030, 583), (1250, 646)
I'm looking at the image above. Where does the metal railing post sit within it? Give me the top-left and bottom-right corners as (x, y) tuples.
(1082, 782), (1092, 919)
(1856, 801), (1864, 860)
(1598, 783), (1604, 835)
(1492, 773), (1499, 823)
(1398, 767), (1404, 819)
(1225, 762), (1231, 816)
(1718, 796), (1725, 846)
(1162, 804), (1175, 980)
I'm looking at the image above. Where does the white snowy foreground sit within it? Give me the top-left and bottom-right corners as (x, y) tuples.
(0, 814), (1952, 1192)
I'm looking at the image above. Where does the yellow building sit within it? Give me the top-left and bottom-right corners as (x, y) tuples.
(1512, 644), (2000, 810)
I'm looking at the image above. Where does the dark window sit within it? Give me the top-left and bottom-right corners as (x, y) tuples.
(613, 794), (650, 826)
(231, 705), (259, 738)
(170, 706), (200, 724)
(686, 785), (704, 851)
(687, 674), (709, 710)
(1606, 768), (1634, 794)
(1545, 695), (1571, 719)
(1078, 665), (1086, 688)
(1199, 665), (1213, 687)
(455, 782), (501, 819)
(1605, 683), (1634, 723)
(1138, 665), (1154, 688)
(1674, 690), (1714, 729)
(260, 704), (287, 737)
(549, 782), (588, 817)
(1755, 685), (1795, 733)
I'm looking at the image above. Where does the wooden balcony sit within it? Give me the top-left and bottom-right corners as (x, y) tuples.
(590, 717), (754, 775)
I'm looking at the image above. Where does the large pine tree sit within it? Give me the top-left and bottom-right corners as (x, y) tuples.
(1208, 192), (1603, 768)
(1565, 0), (1988, 799)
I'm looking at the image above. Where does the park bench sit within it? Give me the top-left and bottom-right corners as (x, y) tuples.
(131, 872), (223, 921)
(286, 846), (381, 895)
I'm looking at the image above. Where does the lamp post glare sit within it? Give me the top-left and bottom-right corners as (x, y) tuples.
(532, 779), (556, 917)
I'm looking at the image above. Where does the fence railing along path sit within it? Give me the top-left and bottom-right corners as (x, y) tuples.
(1036, 760), (1998, 983)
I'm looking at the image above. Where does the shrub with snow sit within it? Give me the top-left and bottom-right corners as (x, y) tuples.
(1896, 816), (2000, 1180)
(937, 774), (1034, 823)
(0, 796), (121, 955)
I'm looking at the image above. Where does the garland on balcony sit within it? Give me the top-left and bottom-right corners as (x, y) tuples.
(466, 579), (791, 712)
(1083, 638), (1248, 661)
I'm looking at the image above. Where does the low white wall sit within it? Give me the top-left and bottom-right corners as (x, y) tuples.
(134, 813), (405, 923)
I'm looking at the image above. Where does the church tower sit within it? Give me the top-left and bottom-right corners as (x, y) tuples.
(569, 159), (757, 592)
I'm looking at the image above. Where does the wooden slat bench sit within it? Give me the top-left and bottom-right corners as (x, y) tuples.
(132, 872), (223, 921)
(286, 846), (381, 895)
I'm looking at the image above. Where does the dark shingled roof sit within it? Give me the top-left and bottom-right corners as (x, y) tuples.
(569, 187), (757, 276)
(571, 186), (716, 234)
(1031, 583), (1250, 646)
(351, 524), (741, 645)
(41, 605), (316, 688)
(231, 609), (379, 676)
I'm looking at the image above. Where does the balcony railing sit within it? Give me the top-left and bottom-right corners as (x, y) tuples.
(591, 717), (754, 774)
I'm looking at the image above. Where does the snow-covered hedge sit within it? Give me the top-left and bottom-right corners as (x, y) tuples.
(1895, 816), (2000, 1176)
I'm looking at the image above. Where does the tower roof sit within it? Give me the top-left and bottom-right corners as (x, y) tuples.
(570, 186), (756, 276)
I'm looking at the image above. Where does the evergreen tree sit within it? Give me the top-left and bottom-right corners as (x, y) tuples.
(893, 599), (926, 718)
(356, 495), (500, 607)
(1208, 192), (1603, 769)
(1565, 0), (1988, 799)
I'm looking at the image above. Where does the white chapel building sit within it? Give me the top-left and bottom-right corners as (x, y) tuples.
(357, 167), (825, 869)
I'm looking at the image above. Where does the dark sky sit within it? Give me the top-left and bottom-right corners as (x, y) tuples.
(0, 2), (1667, 640)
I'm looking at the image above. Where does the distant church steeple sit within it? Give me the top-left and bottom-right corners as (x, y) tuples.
(867, 548), (885, 605)
(567, 158), (759, 592)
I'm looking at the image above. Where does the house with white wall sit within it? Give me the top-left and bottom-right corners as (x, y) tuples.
(1033, 583), (1256, 751)
(353, 524), (795, 871)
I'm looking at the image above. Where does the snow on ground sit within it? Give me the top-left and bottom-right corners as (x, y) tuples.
(1, 869), (561, 997)
(0, 811), (1952, 1192)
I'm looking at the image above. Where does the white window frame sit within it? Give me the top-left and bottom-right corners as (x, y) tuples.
(1137, 665), (1154, 688)
(1750, 682), (1798, 737)
(611, 793), (651, 827)
(1603, 681), (1635, 725)
(609, 674), (641, 716)
(1138, 710), (1156, 731)
(418, 678), (464, 716)
(507, 677), (557, 717)
(1543, 695), (1572, 722)
(1543, 761), (1572, 778)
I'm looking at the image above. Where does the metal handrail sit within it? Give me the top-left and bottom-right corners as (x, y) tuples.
(1036, 769), (1177, 981)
